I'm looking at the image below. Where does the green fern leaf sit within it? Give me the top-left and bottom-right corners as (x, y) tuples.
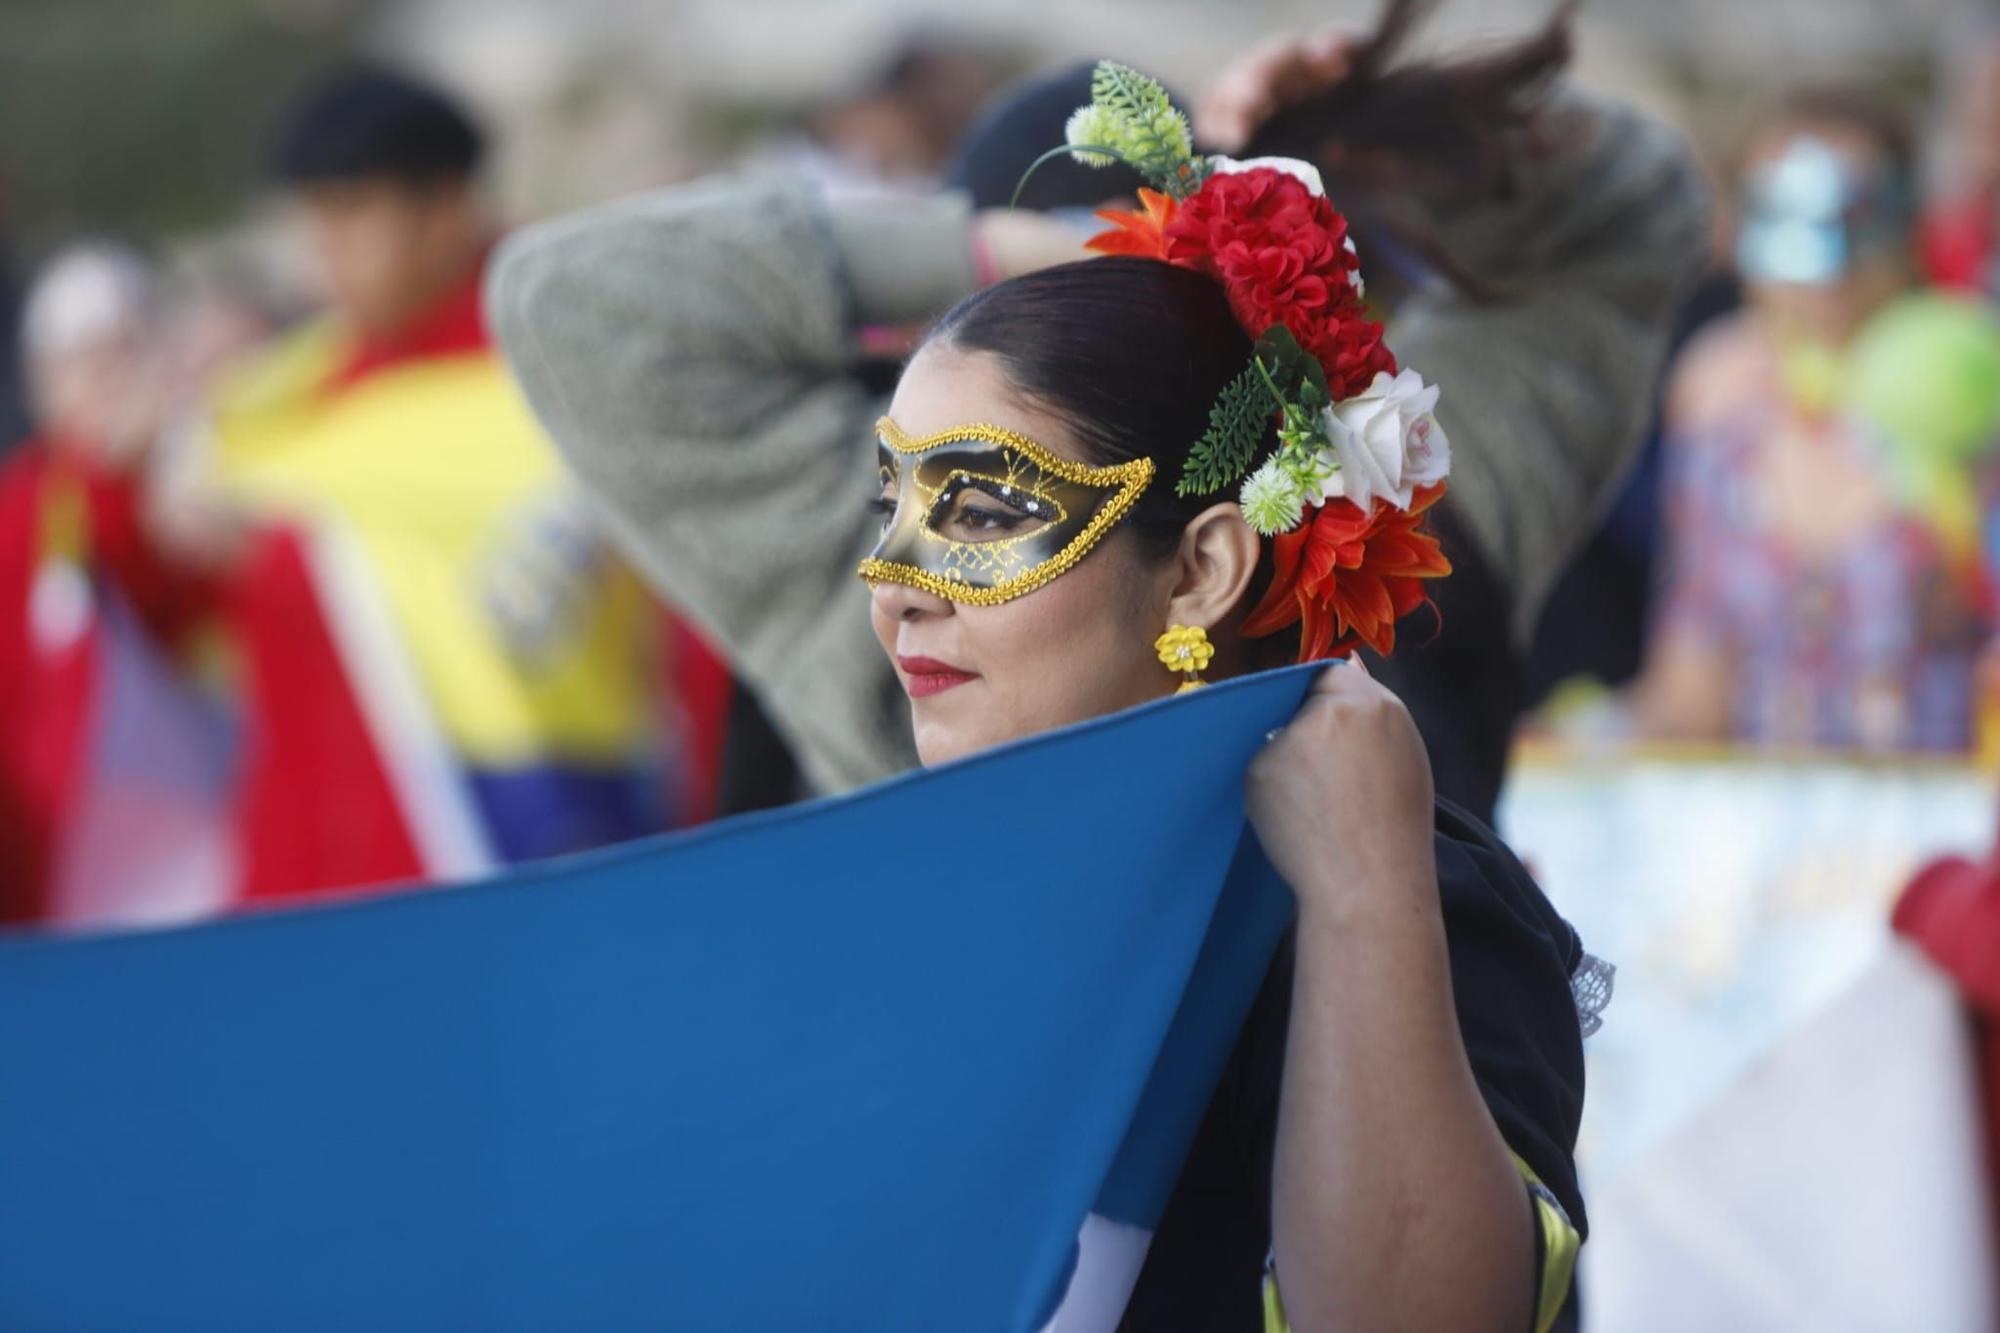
(1178, 364), (1272, 497)
(1090, 61), (1196, 194)
(1253, 325), (1330, 403)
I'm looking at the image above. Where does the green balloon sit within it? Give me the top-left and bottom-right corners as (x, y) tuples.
(1845, 292), (2000, 468)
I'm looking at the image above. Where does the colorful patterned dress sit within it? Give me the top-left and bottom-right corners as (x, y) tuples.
(1653, 315), (1987, 752)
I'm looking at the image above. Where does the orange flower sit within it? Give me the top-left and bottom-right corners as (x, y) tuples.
(1085, 188), (1180, 260)
(1241, 484), (1453, 660)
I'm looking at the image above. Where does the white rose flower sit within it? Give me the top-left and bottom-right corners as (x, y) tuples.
(1304, 369), (1450, 512)
(1204, 154), (1325, 197)
(1401, 404), (1450, 492)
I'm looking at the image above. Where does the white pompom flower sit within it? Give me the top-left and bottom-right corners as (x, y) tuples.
(1239, 456), (1309, 536)
(1065, 105), (1122, 167)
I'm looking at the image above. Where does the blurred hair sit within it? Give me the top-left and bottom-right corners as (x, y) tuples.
(874, 37), (989, 99)
(273, 64), (485, 189)
(22, 242), (158, 360)
(1737, 86), (1915, 182)
(946, 61), (1163, 211)
(949, 4), (1574, 290)
(1244, 0), (1576, 296)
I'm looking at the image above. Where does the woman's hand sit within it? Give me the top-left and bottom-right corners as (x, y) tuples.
(1247, 659), (1437, 927)
(1195, 28), (1359, 154)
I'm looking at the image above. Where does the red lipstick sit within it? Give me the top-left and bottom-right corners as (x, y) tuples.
(897, 655), (979, 698)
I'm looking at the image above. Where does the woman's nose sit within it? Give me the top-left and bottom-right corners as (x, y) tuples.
(869, 577), (952, 623)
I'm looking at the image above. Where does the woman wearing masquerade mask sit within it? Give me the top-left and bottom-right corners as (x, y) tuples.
(492, 54), (1615, 1330)
(483, 0), (1717, 1314)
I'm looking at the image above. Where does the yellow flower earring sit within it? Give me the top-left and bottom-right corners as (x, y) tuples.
(1155, 624), (1215, 694)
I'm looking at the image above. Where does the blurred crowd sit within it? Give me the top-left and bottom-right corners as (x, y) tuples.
(1528, 27), (2000, 757)
(5, 10), (2000, 932)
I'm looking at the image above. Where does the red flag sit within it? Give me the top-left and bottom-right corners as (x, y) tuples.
(228, 526), (429, 901)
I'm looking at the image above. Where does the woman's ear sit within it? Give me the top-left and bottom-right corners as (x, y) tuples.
(1164, 501), (1262, 631)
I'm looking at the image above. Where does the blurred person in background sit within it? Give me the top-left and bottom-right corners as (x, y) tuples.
(1636, 89), (2000, 753)
(1922, 10), (2000, 298)
(178, 64), (701, 901)
(814, 38), (1001, 188)
(0, 244), (225, 923)
(751, 36), (1005, 202)
(162, 264), (285, 411)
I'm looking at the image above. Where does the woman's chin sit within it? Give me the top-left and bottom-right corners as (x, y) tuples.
(914, 727), (975, 768)
(910, 690), (1012, 768)
(912, 716), (978, 768)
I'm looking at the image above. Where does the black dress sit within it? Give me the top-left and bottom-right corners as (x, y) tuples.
(1117, 799), (1589, 1332)
(1365, 508), (1525, 827)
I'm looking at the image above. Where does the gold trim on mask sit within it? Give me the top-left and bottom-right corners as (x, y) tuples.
(858, 416), (1156, 606)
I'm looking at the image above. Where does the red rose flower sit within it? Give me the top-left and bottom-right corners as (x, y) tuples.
(1306, 315), (1398, 401)
(1161, 166), (1392, 397)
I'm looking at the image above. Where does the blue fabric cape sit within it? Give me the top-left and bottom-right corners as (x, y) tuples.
(0, 663), (1320, 1330)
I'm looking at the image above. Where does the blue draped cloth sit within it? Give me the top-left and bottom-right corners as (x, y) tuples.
(0, 663), (1320, 1330)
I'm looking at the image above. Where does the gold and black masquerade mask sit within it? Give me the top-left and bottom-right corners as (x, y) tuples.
(858, 417), (1155, 606)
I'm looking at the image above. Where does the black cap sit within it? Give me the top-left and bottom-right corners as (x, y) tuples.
(946, 61), (1169, 211)
(273, 64), (485, 187)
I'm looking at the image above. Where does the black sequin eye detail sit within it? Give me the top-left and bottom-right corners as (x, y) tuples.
(921, 472), (1062, 542)
(926, 474), (1056, 525)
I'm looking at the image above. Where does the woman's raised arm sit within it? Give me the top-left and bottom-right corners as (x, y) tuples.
(487, 178), (978, 791)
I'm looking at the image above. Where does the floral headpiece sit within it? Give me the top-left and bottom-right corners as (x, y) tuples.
(1052, 61), (1452, 660)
